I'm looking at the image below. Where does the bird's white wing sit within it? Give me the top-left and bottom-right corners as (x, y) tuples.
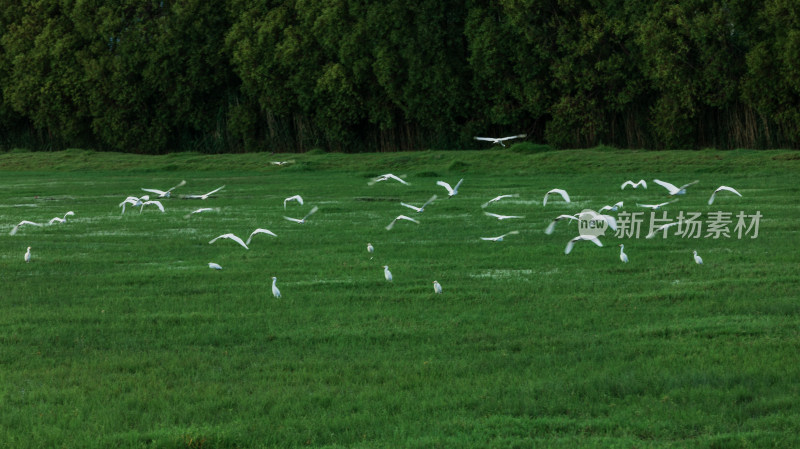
(284, 216), (304, 223)
(386, 174), (409, 185)
(397, 215), (419, 224)
(646, 221), (680, 239)
(141, 188), (167, 196)
(501, 230), (520, 238)
(246, 228), (277, 245)
(599, 214), (617, 231)
(653, 179), (679, 194)
(453, 179), (464, 192)
(481, 194), (513, 208)
(621, 181), (634, 190)
(209, 233), (248, 249)
(48, 217), (64, 225)
(679, 180), (700, 190)
(498, 134), (526, 141)
(480, 236), (500, 241)
(203, 185), (225, 198)
(474, 137), (498, 142)
(400, 202), (422, 212)
(544, 220), (558, 235)
(436, 180), (454, 195)
(420, 194), (437, 209)
(141, 200), (165, 212)
(708, 186), (741, 205)
(385, 218), (398, 230)
(302, 206), (319, 220)
(63, 211), (75, 219)
(167, 180), (187, 193)
(544, 189), (570, 205)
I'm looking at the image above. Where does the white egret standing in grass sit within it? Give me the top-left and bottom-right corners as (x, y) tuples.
(653, 179), (699, 196)
(480, 230), (520, 242)
(473, 134), (526, 147)
(184, 185), (225, 200)
(619, 244), (628, 263)
(141, 180), (186, 198)
(386, 214), (420, 230)
(283, 195), (304, 209)
(543, 188), (570, 206)
(208, 262), (222, 270)
(271, 277), (281, 298)
(284, 206), (319, 224)
(637, 199), (678, 210)
(436, 179), (464, 197)
(693, 250), (703, 265)
(433, 280), (442, 294)
(544, 214), (579, 235)
(24, 246), (31, 263)
(184, 207), (218, 219)
(708, 186), (742, 205)
(484, 211), (524, 220)
(209, 233), (249, 249)
(481, 194), (519, 208)
(369, 174), (409, 186)
(621, 180), (647, 189)
(246, 228), (277, 245)
(383, 266), (393, 282)
(140, 200), (165, 213)
(564, 235), (603, 254)
(9, 220), (43, 236)
(400, 194), (437, 213)
(367, 243), (374, 253)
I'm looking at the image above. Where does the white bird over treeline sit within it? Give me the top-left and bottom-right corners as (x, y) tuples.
(369, 173), (409, 186)
(400, 194), (437, 213)
(708, 186), (742, 205)
(209, 233), (249, 249)
(653, 179), (699, 196)
(480, 230), (520, 242)
(246, 228), (277, 245)
(284, 205), (319, 224)
(543, 188), (570, 206)
(10, 220), (43, 236)
(544, 214), (578, 235)
(184, 185), (225, 200)
(473, 134), (526, 147)
(386, 214), (420, 230)
(621, 179), (647, 189)
(48, 211), (75, 225)
(564, 235), (603, 254)
(283, 195), (303, 209)
(436, 179), (463, 197)
(141, 180), (186, 198)
(481, 194), (519, 208)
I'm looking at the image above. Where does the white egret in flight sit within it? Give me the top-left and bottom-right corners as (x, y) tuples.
(184, 207), (218, 219)
(284, 206), (319, 224)
(283, 195), (304, 209)
(707, 186), (741, 205)
(119, 195), (149, 213)
(386, 214), (420, 230)
(48, 211), (75, 225)
(208, 262), (222, 270)
(543, 189), (570, 206)
(184, 185), (225, 200)
(9, 220), (43, 236)
(564, 235), (603, 254)
(209, 233), (249, 249)
(369, 174), (409, 186)
(693, 250), (703, 264)
(598, 201), (623, 213)
(271, 277), (281, 298)
(246, 228), (277, 245)
(481, 194), (519, 208)
(433, 281), (443, 294)
(400, 194), (437, 213)
(140, 200), (165, 213)
(645, 221), (680, 239)
(436, 179), (463, 197)
(653, 179), (699, 196)
(141, 180), (185, 198)
(483, 211), (524, 220)
(480, 230), (520, 242)
(619, 244), (628, 263)
(621, 180), (647, 189)
(637, 200), (678, 210)
(473, 134), (526, 147)
(544, 214), (579, 235)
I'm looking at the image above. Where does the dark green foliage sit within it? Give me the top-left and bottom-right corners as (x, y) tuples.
(1, 0), (799, 153)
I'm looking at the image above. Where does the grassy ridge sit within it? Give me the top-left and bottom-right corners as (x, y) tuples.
(1, 149), (799, 448)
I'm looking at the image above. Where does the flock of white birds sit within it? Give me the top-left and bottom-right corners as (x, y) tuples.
(9, 169), (745, 296)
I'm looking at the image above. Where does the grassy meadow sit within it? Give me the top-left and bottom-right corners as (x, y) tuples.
(1, 147), (800, 448)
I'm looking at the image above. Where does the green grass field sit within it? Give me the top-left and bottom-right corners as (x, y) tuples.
(2, 148), (799, 448)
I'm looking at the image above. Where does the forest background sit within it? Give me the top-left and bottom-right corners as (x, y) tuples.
(1, 0), (798, 154)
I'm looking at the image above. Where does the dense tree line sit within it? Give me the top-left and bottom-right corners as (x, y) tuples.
(0, 0), (798, 153)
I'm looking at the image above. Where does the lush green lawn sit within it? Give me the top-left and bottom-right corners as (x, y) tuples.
(1, 148), (799, 448)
